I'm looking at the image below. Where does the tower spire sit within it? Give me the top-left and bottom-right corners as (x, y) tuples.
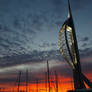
(58, 0), (92, 90)
(68, 0), (72, 18)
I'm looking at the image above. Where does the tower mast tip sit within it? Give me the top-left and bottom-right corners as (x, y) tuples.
(68, 0), (72, 18)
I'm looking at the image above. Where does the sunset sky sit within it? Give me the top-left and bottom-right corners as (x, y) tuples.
(0, 0), (92, 92)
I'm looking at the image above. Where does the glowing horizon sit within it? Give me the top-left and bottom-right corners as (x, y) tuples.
(0, 73), (92, 92)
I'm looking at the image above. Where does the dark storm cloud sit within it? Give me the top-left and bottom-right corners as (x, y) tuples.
(39, 42), (50, 48)
(79, 47), (92, 74)
(30, 14), (45, 31)
(0, 61), (71, 84)
(51, 43), (56, 46)
(0, 17), (37, 57)
(81, 43), (88, 47)
(80, 47), (92, 58)
(0, 47), (92, 83)
(13, 18), (23, 29)
(81, 37), (89, 42)
(39, 42), (56, 48)
(79, 36), (90, 49)
(0, 45), (92, 69)
(0, 0), (65, 57)
(79, 48), (92, 75)
(0, 50), (62, 68)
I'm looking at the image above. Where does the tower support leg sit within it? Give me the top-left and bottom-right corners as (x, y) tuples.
(73, 69), (85, 89)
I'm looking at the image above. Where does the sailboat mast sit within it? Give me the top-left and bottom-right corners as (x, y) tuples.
(17, 71), (21, 92)
(47, 60), (50, 92)
(45, 72), (47, 92)
(36, 79), (39, 92)
(26, 70), (28, 92)
(55, 71), (58, 92)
